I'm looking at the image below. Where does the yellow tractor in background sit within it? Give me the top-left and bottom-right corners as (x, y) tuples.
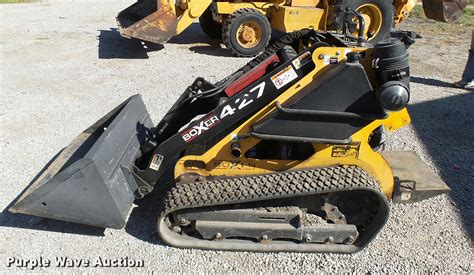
(117, 0), (467, 56)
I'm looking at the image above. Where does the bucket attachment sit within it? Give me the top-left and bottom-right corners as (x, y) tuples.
(117, 0), (178, 44)
(422, 0), (468, 23)
(9, 95), (153, 228)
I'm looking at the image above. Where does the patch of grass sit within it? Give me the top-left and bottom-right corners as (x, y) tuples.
(458, 6), (474, 26)
(0, 0), (37, 3)
(411, 5), (426, 19)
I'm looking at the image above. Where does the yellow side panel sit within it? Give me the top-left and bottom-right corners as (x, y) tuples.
(290, 0), (319, 7)
(175, 47), (412, 199)
(215, 2), (274, 15)
(271, 6), (324, 32)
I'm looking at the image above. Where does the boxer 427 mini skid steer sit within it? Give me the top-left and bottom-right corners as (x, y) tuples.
(10, 18), (450, 253)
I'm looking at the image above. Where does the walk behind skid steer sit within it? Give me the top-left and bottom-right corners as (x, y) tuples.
(116, 0), (467, 56)
(10, 23), (450, 253)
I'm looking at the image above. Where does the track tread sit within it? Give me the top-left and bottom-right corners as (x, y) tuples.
(162, 165), (379, 216)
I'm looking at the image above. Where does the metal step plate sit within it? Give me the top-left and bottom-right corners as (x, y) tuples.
(382, 151), (451, 203)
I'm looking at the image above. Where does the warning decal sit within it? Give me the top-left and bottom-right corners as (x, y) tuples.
(149, 154), (164, 171)
(331, 142), (361, 158)
(270, 65), (298, 89)
(292, 51), (311, 69)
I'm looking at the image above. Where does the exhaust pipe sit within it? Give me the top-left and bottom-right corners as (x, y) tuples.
(9, 95), (153, 228)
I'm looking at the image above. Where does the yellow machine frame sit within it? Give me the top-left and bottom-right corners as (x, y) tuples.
(175, 46), (411, 199)
(177, 0), (416, 36)
(392, 0), (418, 24)
(117, 0), (421, 53)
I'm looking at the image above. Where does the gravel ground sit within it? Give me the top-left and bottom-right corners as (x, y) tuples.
(1, 1), (473, 273)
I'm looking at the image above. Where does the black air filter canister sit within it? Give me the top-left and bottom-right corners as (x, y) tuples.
(374, 38), (410, 111)
(374, 38), (410, 86)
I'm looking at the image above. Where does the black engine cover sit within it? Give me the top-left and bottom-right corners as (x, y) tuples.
(252, 61), (384, 142)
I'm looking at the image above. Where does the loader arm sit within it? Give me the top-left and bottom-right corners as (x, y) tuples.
(176, 0), (212, 34)
(129, 47), (316, 196)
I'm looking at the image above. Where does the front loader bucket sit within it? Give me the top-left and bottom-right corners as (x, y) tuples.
(9, 95), (153, 229)
(117, 0), (178, 44)
(422, 0), (468, 23)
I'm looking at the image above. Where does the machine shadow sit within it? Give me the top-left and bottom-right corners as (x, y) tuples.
(1, 150), (105, 236)
(411, 76), (455, 89)
(408, 91), (473, 240)
(168, 22), (212, 44)
(168, 22), (232, 57)
(98, 25), (234, 58)
(182, 26), (286, 57)
(188, 45), (233, 57)
(0, 210), (105, 236)
(98, 28), (164, 59)
(124, 163), (176, 246)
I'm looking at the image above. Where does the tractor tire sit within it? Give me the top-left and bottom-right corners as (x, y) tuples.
(345, 0), (393, 44)
(199, 6), (223, 39)
(222, 8), (272, 57)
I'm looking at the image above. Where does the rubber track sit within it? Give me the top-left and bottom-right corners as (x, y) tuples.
(162, 165), (380, 217)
